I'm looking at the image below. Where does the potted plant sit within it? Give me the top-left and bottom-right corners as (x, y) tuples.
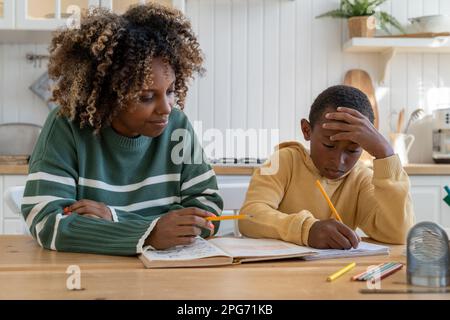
(316, 0), (406, 38)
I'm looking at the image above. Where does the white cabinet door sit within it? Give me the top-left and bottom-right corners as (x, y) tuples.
(100, 0), (183, 14)
(3, 219), (28, 235)
(0, 0), (15, 29)
(409, 176), (442, 225)
(2, 175), (28, 235)
(16, 0), (100, 30)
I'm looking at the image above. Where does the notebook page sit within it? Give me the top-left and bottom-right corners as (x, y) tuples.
(302, 241), (389, 261)
(209, 237), (315, 258)
(142, 237), (230, 261)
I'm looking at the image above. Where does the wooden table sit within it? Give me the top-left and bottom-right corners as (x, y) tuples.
(0, 235), (449, 300)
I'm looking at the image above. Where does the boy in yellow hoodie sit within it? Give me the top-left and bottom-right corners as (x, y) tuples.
(239, 85), (414, 249)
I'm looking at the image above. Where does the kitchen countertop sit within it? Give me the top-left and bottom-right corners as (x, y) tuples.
(3, 163), (450, 176)
(213, 164), (450, 176)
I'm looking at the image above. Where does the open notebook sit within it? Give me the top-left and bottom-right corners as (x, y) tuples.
(140, 237), (316, 268)
(139, 237), (389, 268)
(302, 241), (389, 260)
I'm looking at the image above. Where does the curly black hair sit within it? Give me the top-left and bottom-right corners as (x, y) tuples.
(48, 3), (204, 133)
(309, 85), (374, 128)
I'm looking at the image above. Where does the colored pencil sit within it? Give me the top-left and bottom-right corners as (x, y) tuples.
(352, 262), (396, 281)
(378, 263), (403, 281)
(327, 262), (356, 282)
(206, 214), (251, 221)
(361, 262), (398, 281)
(351, 263), (385, 281)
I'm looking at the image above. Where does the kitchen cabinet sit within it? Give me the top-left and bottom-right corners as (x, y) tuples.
(1, 175), (28, 235)
(0, 0), (14, 29)
(1, 0), (185, 31)
(100, 0), (183, 14)
(15, 0), (100, 30)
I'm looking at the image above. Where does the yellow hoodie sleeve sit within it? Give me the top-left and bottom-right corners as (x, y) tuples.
(354, 154), (415, 244)
(239, 148), (319, 246)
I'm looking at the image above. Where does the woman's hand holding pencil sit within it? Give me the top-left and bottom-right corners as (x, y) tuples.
(144, 208), (216, 250)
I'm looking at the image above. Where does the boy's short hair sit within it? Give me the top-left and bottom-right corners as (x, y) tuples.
(309, 85), (375, 128)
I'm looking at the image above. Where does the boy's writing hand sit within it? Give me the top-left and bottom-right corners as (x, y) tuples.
(308, 219), (361, 249)
(67, 199), (113, 221)
(323, 107), (394, 159)
(145, 208), (216, 250)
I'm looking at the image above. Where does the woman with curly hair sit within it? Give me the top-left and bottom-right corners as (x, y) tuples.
(21, 3), (223, 256)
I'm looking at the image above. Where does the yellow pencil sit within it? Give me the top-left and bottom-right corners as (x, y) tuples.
(206, 214), (251, 221)
(315, 180), (343, 223)
(327, 262), (356, 282)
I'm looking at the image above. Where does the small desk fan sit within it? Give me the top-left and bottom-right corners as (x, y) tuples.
(407, 221), (450, 287)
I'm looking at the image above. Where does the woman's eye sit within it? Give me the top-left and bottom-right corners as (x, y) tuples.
(140, 95), (154, 103)
(323, 143), (334, 149)
(167, 89), (175, 96)
(347, 149), (359, 154)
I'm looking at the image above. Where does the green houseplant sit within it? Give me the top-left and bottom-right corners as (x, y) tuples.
(316, 0), (406, 38)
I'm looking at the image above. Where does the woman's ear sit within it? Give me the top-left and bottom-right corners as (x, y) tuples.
(301, 119), (312, 141)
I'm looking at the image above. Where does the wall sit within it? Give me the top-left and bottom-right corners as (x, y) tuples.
(1, 0), (450, 159)
(0, 43), (50, 126)
(183, 0), (450, 158)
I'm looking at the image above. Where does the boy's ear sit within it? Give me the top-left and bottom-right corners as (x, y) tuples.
(301, 119), (312, 141)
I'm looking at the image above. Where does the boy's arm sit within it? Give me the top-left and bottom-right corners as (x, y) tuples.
(354, 155), (415, 244)
(239, 149), (319, 246)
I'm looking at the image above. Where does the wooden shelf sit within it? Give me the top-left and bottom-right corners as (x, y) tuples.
(343, 37), (450, 83)
(344, 37), (450, 53)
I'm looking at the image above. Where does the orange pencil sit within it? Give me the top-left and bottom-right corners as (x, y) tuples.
(315, 180), (343, 223)
(206, 214), (251, 221)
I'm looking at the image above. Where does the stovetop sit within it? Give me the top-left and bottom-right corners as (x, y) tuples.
(209, 158), (266, 166)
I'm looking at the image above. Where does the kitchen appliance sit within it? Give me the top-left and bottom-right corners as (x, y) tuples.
(432, 108), (450, 163)
(0, 123), (42, 164)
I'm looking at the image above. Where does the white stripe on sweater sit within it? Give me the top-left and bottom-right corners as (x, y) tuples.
(181, 170), (215, 191)
(111, 196), (181, 212)
(25, 197), (66, 227)
(181, 189), (219, 201)
(78, 174), (181, 192)
(35, 215), (51, 247)
(137, 217), (160, 254)
(51, 214), (67, 250)
(22, 195), (70, 205)
(27, 172), (76, 187)
(194, 197), (222, 215)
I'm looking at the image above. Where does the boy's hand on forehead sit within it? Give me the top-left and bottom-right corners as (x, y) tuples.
(322, 107), (394, 159)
